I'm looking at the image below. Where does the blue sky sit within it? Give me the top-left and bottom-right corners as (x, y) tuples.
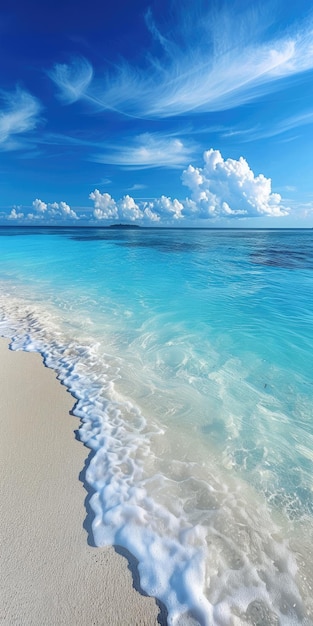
(1, 0), (313, 226)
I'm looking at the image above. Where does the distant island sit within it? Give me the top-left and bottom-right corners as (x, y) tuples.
(108, 223), (141, 229)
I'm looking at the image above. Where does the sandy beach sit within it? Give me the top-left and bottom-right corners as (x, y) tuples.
(0, 338), (162, 625)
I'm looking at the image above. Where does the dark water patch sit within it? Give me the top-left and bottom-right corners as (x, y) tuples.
(69, 230), (206, 252)
(70, 234), (116, 242)
(116, 239), (205, 253)
(250, 246), (313, 269)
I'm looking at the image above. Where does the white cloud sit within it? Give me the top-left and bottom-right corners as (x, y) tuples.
(50, 201), (78, 219)
(27, 198), (78, 221)
(5, 149), (287, 225)
(93, 133), (196, 169)
(0, 87), (41, 150)
(89, 189), (187, 223)
(150, 196), (184, 220)
(49, 6), (313, 119)
(118, 195), (143, 221)
(226, 109), (313, 143)
(33, 198), (47, 213)
(7, 207), (24, 220)
(181, 149), (286, 218)
(128, 184), (147, 192)
(48, 57), (93, 105)
(90, 149), (287, 224)
(89, 190), (119, 220)
(90, 191), (147, 222)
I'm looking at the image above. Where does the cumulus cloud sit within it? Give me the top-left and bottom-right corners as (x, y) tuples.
(32, 198), (47, 213)
(8, 198), (78, 222)
(89, 190), (119, 220)
(181, 149), (285, 218)
(50, 201), (79, 219)
(89, 190), (155, 222)
(6, 149), (287, 225)
(31, 199), (78, 220)
(7, 207), (24, 220)
(0, 87), (41, 150)
(148, 196), (184, 220)
(90, 149), (287, 224)
(89, 189), (187, 223)
(49, 5), (313, 119)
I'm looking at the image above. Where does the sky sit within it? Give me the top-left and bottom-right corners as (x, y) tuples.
(1, 0), (313, 227)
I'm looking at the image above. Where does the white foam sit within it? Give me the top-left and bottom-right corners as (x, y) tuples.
(1, 287), (312, 625)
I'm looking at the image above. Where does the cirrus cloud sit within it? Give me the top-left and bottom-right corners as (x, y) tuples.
(48, 56), (94, 105)
(92, 133), (196, 169)
(49, 4), (313, 120)
(0, 87), (41, 150)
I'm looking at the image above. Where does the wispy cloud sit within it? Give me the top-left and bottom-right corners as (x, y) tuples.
(127, 184), (147, 192)
(48, 56), (93, 105)
(92, 132), (197, 169)
(98, 177), (112, 186)
(0, 87), (41, 150)
(39, 129), (195, 169)
(258, 109), (313, 139)
(224, 109), (313, 142)
(49, 4), (313, 119)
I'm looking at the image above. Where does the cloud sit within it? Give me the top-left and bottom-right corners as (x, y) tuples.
(0, 87), (41, 150)
(32, 198), (47, 213)
(31, 199), (78, 220)
(181, 149), (286, 218)
(225, 109), (313, 142)
(48, 56), (93, 104)
(92, 133), (196, 169)
(6, 149), (287, 225)
(127, 184), (147, 192)
(89, 189), (185, 223)
(50, 201), (79, 220)
(40, 131), (194, 170)
(49, 5), (313, 119)
(8, 198), (78, 221)
(89, 190), (119, 220)
(90, 149), (287, 223)
(7, 207), (24, 220)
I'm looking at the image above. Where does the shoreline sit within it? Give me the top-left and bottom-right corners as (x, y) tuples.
(0, 337), (162, 625)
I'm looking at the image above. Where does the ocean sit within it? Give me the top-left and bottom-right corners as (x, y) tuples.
(0, 226), (312, 625)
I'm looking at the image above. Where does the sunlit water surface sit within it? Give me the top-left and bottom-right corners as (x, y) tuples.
(0, 227), (312, 625)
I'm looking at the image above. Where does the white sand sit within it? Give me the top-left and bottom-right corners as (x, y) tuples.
(0, 338), (162, 625)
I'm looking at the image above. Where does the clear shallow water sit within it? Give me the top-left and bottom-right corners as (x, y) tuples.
(0, 227), (312, 625)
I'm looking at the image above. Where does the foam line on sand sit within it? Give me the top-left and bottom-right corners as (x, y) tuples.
(0, 338), (162, 625)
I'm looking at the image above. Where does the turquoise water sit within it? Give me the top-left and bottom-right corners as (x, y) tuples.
(0, 227), (312, 625)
